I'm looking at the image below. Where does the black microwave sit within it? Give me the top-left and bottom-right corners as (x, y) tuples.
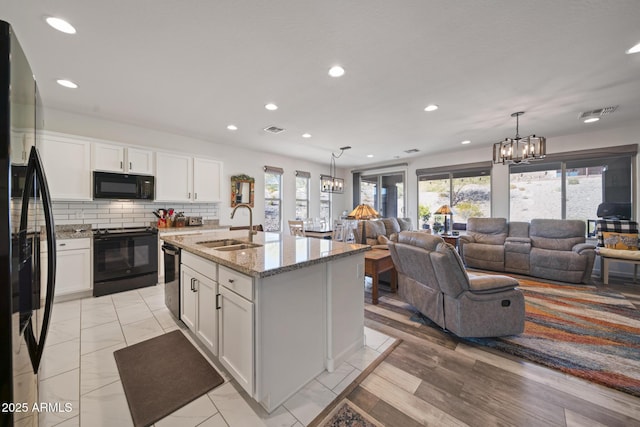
(93, 171), (155, 200)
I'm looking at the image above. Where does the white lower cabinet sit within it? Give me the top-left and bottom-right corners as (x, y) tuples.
(42, 238), (92, 297)
(218, 283), (254, 395)
(179, 254), (254, 395)
(180, 255), (218, 356)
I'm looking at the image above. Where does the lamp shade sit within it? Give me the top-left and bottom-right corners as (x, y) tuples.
(435, 205), (452, 215)
(349, 204), (379, 220)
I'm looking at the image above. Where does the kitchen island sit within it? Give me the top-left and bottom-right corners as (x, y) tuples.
(160, 230), (370, 413)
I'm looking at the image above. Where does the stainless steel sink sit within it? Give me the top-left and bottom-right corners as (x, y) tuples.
(214, 243), (262, 251)
(196, 239), (262, 251)
(196, 239), (245, 248)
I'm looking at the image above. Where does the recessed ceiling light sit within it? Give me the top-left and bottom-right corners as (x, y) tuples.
(45, 17), (76, 34)
(626, 41), (640, 54)
(584, 117), (600, 123)
(367, 154), (374, 158)
(227, 125), (238, 131)
(302, 133), (312, 138)
(424, 104), (439, 112)
(56, 79), (78, 89)
(461, 140), (471, 145)
(328, 66), (345, 77)
(265, 103), (278, 111)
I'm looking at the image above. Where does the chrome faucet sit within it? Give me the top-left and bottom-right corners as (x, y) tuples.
(230, 203), (257, 242)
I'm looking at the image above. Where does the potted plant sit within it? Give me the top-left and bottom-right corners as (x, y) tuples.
(419, 205), (431, 230)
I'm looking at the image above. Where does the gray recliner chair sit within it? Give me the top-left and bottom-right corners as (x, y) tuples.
(388, 231), (525, 337)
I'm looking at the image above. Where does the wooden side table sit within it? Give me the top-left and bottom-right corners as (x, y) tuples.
(441, 234), (460, 249)
(364, 249), (397, 304)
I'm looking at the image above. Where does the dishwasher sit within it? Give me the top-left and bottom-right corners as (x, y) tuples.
(162, 243), (180, 319)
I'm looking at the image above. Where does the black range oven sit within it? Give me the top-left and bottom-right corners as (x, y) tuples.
(93, 227), (158, 297)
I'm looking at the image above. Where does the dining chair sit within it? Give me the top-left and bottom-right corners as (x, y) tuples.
(288, 220), (305, 237)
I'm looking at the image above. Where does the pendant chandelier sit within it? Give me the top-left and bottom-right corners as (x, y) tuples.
(321, 146), (351, 193)
(493, 112), (546, 164)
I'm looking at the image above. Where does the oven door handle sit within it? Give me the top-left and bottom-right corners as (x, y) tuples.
(95, 231), (157, 240)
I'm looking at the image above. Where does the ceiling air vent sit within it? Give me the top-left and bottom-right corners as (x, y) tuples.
(263, 125), (285, 134)
(578, 105), (618, 120)
(404, 148), (420, 154)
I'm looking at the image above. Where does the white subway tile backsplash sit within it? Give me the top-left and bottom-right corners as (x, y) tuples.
(51, 200), (219, 229)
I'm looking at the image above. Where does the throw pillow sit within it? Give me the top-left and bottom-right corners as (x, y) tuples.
(397, 217), (413, 231)
(377, 235), (390, 245)
(381, 218), (400, 236)
(602, 232), (638, 250)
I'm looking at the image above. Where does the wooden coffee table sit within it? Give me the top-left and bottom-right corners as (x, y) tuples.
(364, 249), (397, 304)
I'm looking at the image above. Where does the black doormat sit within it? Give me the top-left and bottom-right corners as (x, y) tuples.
(114, 330), (224, 427)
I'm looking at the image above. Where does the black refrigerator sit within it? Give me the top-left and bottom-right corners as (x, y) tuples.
(1, 21), (57, 427)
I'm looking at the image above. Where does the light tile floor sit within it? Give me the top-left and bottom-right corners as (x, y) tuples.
(39, 285), (395, 427)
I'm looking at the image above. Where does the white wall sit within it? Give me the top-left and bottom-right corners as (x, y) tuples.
(42, 108), (351, 229)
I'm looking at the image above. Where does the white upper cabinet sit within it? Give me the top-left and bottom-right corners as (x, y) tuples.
(93, 142), (154, 175)
(39, 132), (92, 201)
(10, 130), (35, 165)
(156, 152), (193, 202)
(193, 157), (222, 202)
(156, 153), (222, 203)
(127, 147), (154, 175)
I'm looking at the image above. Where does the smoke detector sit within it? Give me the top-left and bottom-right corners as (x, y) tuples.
(578, 106), (618, 120)
(263, 125), (285, 134)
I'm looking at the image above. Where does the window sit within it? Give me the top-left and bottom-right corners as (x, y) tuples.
(356, 172), (405, 218)
(510, 151), (634, 223)
(264, 166), (283, 232)
(295, 171), (310, 220)
(416, 162), (491, 230)
(320, 185), (331, 223)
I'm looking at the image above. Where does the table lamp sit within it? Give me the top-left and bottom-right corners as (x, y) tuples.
(435, 204), (453, 234)
(348, 204), (379, 220)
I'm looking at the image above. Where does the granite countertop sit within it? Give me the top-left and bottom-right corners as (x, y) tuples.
(161, 230), (370, 278)
(55, 224), (93, 239)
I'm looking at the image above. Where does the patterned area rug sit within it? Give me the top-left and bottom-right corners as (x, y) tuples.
(411, 279), (640, 397)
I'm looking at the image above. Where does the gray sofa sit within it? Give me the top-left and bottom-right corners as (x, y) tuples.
(388, 231), (525, 337)
(353, 217), (413, 248)
(459, 218), (596, 284)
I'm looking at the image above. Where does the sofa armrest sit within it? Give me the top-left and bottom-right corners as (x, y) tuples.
(468, 274), (519, 294)
(459, 235), (476, 244)
(505, 236), (531, 244)
(572, 243), (596, 255)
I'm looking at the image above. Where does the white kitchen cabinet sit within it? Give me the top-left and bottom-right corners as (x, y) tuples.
(126, 147), (154, 175)
(156, 152), (222, 203)
(39, 133), (92, 200)
(93, 143), (154, 175)
(41, 238), (92, 298)
(193, 157), (222, 202)
(218, 268), (254, 396)
(10, 130), (34, 165)
(180, 266), (198, 331)
(181, 252), (218, 356)
(156, 152), (193, 202)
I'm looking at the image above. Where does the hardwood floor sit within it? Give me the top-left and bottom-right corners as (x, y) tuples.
(344, 276), (640, 427)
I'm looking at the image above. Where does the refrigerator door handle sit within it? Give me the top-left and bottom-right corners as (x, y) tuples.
(21, 146), (56, 373)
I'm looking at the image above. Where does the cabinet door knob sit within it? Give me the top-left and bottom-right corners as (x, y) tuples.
(129, 162), (132, 169)
(216, 294), (221, 310)
(190, 277), (196, 291)
(59, 243), (66, 247)
(228, 279), (235, 284)
(195, 192), (198, 200)
(188, 192), (191, 199)
(120, 161), (123, 169)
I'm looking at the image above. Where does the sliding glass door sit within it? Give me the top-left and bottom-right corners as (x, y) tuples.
(359, 172), (405, 218)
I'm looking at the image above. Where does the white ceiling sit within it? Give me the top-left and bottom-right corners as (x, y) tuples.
(4, 0), (640, 167)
